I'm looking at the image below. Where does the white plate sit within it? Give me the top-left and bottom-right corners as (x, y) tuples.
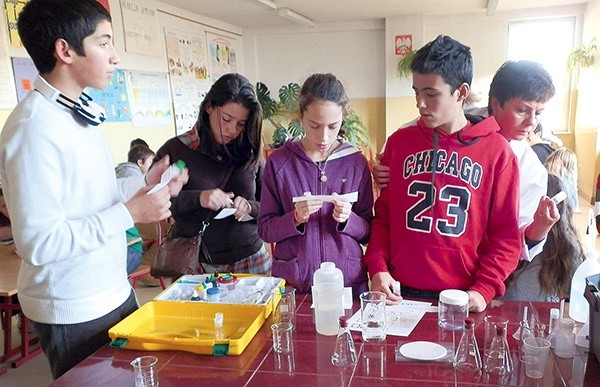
(399, 341), (447, 360)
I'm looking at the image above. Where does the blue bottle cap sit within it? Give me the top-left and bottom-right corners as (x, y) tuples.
(207, 287), (219, 295)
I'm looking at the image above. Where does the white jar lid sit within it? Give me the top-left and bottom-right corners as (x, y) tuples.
(439, 289), (469, 305)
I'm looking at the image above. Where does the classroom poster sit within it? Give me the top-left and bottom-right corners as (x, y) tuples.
(10, 56), (35, 102)
(4, 0), (28, 48)
(0, 11), (16, 108)
(164, 28), (211, 135)
(85, 68), (131, 122)
(206, 32), (238, 83)
(125, 70), (173, 128)
(120, 0), (161, 57)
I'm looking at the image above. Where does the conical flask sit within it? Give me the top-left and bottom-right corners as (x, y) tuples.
(454, 317), (482, 376)
(484, 324), (513, 376)
(331, 316), (357, 367)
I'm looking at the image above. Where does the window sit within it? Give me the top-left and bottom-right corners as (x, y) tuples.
(508, 17), (577, 133)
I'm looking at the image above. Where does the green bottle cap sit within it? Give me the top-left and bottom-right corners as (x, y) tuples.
(175, 159), (186, 170)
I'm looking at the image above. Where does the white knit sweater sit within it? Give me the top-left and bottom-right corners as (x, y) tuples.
(0, 78), (144, 324)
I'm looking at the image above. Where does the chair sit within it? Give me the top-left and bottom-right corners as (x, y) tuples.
(127, 220), (169, 290)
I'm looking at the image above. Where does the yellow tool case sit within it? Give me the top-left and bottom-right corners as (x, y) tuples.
(109, 274), (284, 356)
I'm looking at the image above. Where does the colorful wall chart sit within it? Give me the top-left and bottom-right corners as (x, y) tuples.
(85, 68), (131, 122)
(164, 28), (211, 135)
(206, 32), (238, 83)
(125, 70), (173, 128)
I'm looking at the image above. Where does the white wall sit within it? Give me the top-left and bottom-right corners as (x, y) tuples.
(386, 4), (587, 103)
(243, 21), (385, 99)
(244, 4), (587, 106)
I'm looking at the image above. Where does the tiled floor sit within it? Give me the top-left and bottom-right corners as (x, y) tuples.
(0, 195), (596, 386)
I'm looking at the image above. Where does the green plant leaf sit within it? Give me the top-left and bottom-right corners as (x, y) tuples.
(279, 83), (301, 110)
(567, 38), (596, 71)
(271, 126), (290, 147)
(343, 110), (370, 148)
(256, 82), (276, 119)
(397, 51), (416, 79)
(288, 119), (304, 138)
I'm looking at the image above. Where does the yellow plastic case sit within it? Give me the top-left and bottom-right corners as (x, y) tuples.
(109, 274), (284, 356)
(109, 301), (265, 355)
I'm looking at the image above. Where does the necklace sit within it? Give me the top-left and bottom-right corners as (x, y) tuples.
(317, 159), (329, 182)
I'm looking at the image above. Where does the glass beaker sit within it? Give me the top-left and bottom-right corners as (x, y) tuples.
(274, 286), (297, 330)
(130, 356), (158, 387)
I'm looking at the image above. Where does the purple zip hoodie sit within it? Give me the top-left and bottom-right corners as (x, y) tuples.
(258, 139), (373, 294)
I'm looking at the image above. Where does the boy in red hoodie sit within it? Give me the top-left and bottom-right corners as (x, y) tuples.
(362, 35), (521, 312)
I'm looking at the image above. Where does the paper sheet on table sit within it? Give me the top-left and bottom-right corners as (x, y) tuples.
(347, 300), (432, 337)
(214, 208), (253, 221)
(292, 191), (358, 203)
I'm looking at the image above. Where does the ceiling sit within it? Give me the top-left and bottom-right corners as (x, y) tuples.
(156, 0), (590, 29)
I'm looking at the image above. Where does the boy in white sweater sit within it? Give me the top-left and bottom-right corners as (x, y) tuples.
(0, 0), (187, 379)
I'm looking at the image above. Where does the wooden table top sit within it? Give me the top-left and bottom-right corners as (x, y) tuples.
(0, 243), (20, 297)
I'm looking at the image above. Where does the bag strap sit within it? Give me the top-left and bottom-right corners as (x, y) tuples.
(197, 165), (235, 265)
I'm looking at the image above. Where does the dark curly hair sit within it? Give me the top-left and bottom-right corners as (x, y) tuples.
(410, 35), (473, 92)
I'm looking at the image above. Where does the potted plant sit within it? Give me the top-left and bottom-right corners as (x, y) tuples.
(567, 39), (596, 71)
(397, 51), (416, 79)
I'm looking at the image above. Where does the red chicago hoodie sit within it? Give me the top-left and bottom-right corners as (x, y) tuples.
(363, 117), (521, 303)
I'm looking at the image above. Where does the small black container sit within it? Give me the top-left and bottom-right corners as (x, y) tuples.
(584, 274), (600, 364)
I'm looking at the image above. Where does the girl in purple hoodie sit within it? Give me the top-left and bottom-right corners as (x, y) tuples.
(258, 73), (373, 294)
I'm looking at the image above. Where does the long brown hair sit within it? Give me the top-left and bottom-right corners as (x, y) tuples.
(197, 73), (262, 167)
(506, 174), (585, 298)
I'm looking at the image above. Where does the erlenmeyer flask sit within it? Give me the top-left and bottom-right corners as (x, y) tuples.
(484, 325), (513, 376)
(331, 316), (358, 367)
(454, 317), (482, 377)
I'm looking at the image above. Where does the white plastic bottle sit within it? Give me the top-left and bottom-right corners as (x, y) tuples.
(569, 250), (600, 323)
(554, 318), (576, 358)
(313, 262), (344, 336)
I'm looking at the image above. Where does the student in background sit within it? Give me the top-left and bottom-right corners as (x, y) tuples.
(258, 73), (373, 294)
(527, 123), (556, 164)
(115, 143), (155, 179)
(363, 35), (521, 312)
(115, 143), (156, 274)
(0, 0), (187, 379)
(545, 147), (580, 212)
(501, 174), (584, 302)
(155, 73), (270, 274)
(130, 137), (149, 148)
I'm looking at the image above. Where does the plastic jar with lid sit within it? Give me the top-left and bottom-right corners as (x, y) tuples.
(438, 289), (469, 331)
